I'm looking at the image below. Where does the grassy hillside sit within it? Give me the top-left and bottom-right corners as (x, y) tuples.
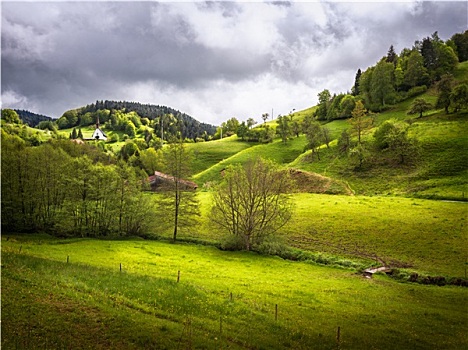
(186, 136), (254, 176)
(188, 62), (468, 200)
(152, 192), (466, 278)
(193, 136), (308, 185)
(288, 107), (468, 199)
(2, 235), (467, 349)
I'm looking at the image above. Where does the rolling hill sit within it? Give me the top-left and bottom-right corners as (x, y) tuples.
(188, 61), (468, 201)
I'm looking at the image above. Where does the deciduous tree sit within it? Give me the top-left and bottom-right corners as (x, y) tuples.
(436, 74), (455, 113)
(160, 138), (199, 242)
(408, 98), (432, 118)
(276, 115), (291, 143)
(450, 83), (468, 112)
(349, 100), (372, 144)
(211, 158), (293, 251)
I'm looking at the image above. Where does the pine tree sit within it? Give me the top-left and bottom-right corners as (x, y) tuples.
(352, 69), (362, 96)
(386, 45), (397, 65)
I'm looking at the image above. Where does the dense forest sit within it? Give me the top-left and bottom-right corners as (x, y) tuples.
(57, 100), (217, 141)
(312, 31), (467, 121)
(14, 109), (52, 127)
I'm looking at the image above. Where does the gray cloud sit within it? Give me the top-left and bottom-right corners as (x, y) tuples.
(2, 1), (467, 124)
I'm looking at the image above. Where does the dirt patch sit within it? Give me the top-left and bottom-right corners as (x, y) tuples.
(288, 169), (354, 195)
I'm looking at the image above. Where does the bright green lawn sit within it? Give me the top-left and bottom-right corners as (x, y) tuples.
(2, 236), (467, 349)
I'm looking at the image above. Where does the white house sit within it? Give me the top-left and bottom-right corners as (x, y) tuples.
(91, 116), (107, 140)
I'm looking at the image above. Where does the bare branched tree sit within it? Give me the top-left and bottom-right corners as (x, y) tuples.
(211, 158), (293, 251)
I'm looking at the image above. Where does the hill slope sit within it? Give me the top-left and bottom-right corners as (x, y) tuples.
(190, 62), (468, 200)
(14, 109), (52, 127)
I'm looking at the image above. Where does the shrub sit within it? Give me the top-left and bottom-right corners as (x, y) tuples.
(218, 234), (245, 251)
(253, 235), (289, 256)
(109, 134), (120, 143)
(407, 85), (428, 98)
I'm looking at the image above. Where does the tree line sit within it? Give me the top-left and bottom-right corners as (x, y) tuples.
(1, 108), (204, 241)
(57, 100), (217, 141)
(14, 109), (52, 127)
(1, 130), (155, 236)
(314, 30), (467, 120)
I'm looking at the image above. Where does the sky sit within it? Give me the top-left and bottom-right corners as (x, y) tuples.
(2, 1), (467, 126)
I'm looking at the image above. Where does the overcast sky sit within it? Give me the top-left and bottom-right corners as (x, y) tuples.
(2, 1), (467, 125)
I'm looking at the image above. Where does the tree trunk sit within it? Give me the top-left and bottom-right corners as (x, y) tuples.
(173, 190), (179, 242)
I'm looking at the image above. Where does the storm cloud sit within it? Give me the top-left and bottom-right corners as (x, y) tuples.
(2, 1), (467, 125)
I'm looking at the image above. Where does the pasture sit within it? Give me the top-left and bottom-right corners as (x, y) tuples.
(2, 235), (467, 349)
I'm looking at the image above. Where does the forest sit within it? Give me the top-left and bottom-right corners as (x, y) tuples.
(56, 100), (217, 141)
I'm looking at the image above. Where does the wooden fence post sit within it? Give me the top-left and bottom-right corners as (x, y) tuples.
(177, 270), (180, 283)
(275, 304), (278, 321)
(336, 326), (341, 346)
(120, 263), (122, 272)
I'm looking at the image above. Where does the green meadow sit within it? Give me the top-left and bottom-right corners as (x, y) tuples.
(3, 46), (468, 350)
(2, 235), (467, 349)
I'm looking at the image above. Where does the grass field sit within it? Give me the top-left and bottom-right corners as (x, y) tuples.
(186, 136), (254, 176)
(193, 136), (308, 185)
(2, 235), (467, 349)
(151, 192), (467, 278)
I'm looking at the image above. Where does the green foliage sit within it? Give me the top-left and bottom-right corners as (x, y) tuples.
(437, 74), (455, 113)
(303, 117), (324, 159)
(57, 110), (79, 129)
(374, 120), (418, 164)
(314, 89), (331, 120)
(120, 141), (140, 161)
(276, 115), (292, 142)
(236, 121), (249, 140)
(1, 135), (153, 236)
(450, 30), (468, 62)
(349, 100), (372, 144)
(450, 83), (468, 112)
(404, 50), (429, 88)
(408, 98), (433, 118)
(337, 129), (353, 154)
(244, 125), (275, 143)
(370, 59), (396, 108)
(406, 85), (428, 98)
(37, 120), (57, 132)
(2, 108), (21, 124)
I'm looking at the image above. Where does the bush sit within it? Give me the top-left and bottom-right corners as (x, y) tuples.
(219, 234), (245, 251)
(109, 134), (120, 143)
(253, 235), (289, 256)
(407, 85), (428, 98)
